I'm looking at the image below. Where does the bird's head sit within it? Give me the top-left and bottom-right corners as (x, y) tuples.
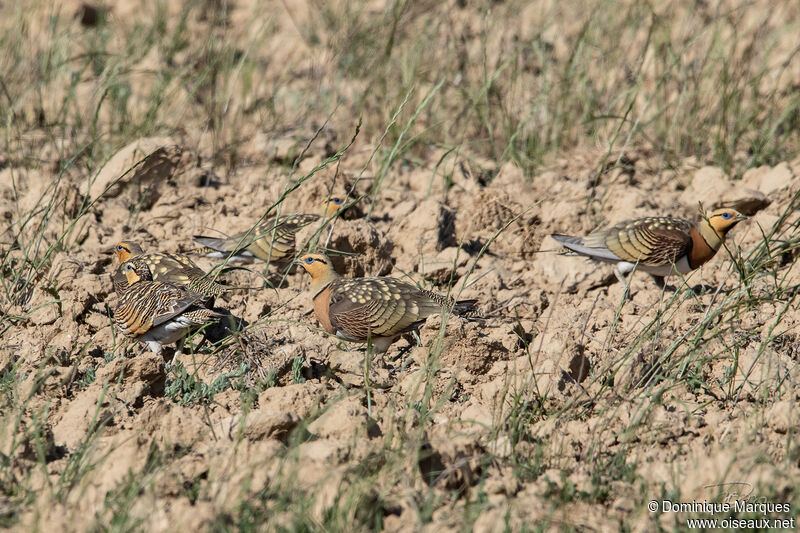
(120, 260), (152, 285)
(113, 241), (144, 263)
(324, 195), (347, 218)
(297, 253), (339, 287)
(705, 208), (747, 238)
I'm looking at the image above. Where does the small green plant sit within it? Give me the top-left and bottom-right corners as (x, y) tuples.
(291, 356), (306, 384)
(165, 362), (249, 406)
(76, 366), (96, 389)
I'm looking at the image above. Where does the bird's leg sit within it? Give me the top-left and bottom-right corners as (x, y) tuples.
(613, 267), (634, 300)
(613, 266), (627, 287)
(368, 346), (386, 370)
(364, 339), (376, 381)
(371, 337), (395, 368)
(171, 337), (186, 366)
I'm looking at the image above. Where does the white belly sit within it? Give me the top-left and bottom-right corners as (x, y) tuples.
(617, 255), (692, 277)
(139, 320), (193, 348)
(204, 251), (255, 264)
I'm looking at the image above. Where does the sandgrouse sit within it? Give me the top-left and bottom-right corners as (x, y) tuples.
(112, 241), (227, 297)
(114, 261), (223, 356)
(193, 195), (348, 264)
(298, 252), (477, 353)
(551, 208), (746, 287)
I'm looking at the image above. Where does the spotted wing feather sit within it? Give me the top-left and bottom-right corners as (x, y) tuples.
(257, 214), (321, 243)
(246, 213), (321, 262)
(580, 216), (694, 266)
(327, 278), (444, 341)
(145, 252), (226, 296)
(194, 213), (321, 262)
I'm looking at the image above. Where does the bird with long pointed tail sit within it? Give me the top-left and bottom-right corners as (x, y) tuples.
(298, 252), (479, 354)
(114, 261), (224, 357)
(111, 240), (228, 297)
(193, 195), (348, 264)
(551, 208), (746, 287)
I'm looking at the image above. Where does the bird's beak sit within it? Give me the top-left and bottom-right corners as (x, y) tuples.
(103, 245), (116, 254)
(735, 213), (748, 222)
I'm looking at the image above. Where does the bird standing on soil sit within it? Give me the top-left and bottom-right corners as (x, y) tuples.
(551, 208), (747, 287)
(297, 252), (478, 354)
(111, 240), (228, 297)
(114, 261), (223, 357)
(193, 195), (349, 264)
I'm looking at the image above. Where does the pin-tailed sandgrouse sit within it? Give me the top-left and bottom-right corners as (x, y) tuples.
(111, 240), (227, 297)
(114, 261), (223, 355)
(298, 252), (477, 353)
(551, 208), (746, 287)
(193, 196), (347, 264)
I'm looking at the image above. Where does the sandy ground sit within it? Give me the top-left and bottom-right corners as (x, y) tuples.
(2, 0), (800, 531)
(3, 134), (799, 530)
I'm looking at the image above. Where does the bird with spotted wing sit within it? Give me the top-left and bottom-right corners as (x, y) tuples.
(193, 195), (349, 264)
(111, 240), (228, 297)
(298, 252), (478, 354)
(551, 208), (747, 287)
(114, 261), (223, 357)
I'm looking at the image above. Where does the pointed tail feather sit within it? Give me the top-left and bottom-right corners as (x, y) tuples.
(193, 235), (237, 254)
(550, 233), (585, 247)
(550, 233), (621, 263)
(193, 235), (256, 262)
(420, 290), (483, 318)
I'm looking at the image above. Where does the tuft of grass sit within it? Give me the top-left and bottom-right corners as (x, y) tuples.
(164, 362), (249, 406)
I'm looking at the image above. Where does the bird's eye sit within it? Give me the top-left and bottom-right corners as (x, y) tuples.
(116, 244), (123, 252)
(721, 212), (732, 220)
(124, 264), (132, 271)
(333, 197), (344, 205)
(304, 257), (315, 264)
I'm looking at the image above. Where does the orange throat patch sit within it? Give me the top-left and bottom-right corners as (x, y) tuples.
(688, 227), (718, 270)
(312, 285), (336, 335)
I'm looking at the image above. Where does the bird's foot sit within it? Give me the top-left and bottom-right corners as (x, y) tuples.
(612, 269), (636, 301)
